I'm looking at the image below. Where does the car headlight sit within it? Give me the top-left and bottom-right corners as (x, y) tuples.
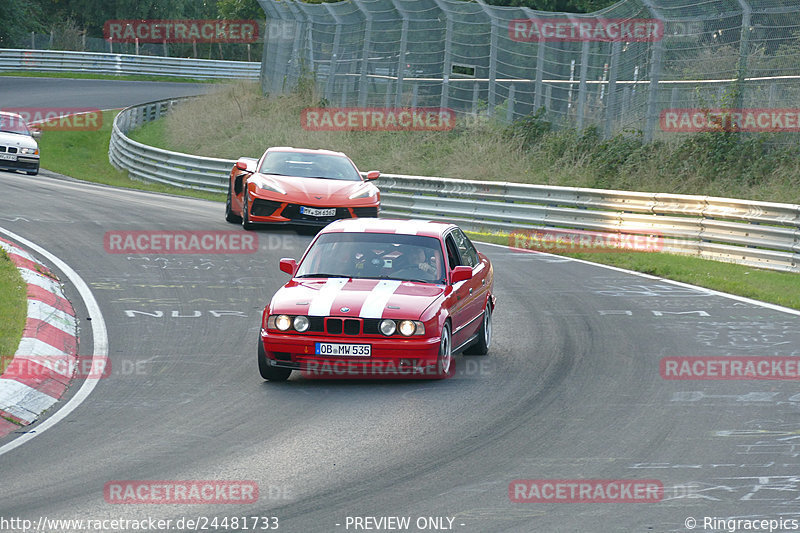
(380, 319), (396, 336)
(293, 315), (310, 332)
(398, 320), (417, 336)
(349, 185), (376, 200)
(252, 178), (286, 195)
(19, 147), (38, 155)
(274, 315), (292, 331)
(380, 319), (424, 336)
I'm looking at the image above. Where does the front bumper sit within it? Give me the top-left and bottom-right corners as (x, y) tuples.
(0, 156), (39, 173)
(261, 329), (442, 379)
(248, 197), (379, 226)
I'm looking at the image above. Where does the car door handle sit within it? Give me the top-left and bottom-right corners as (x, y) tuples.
(469, 288), (473, 295)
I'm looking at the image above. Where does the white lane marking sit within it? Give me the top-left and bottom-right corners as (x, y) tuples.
(477, 241), (800, 318)
(0, 227), (108, 457)
(359, 280), (402, 319)
(307, 278), (349, 316)
(0, 380), (60, 424)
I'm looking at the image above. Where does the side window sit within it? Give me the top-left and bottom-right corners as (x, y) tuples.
(444, 235), (461, 270)
(452, 229), (478, 268)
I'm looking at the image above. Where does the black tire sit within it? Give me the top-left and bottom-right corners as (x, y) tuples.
(435, 323), (454, 379)
(26, 169), (38, 176)
(258, 339), (291, 381)
(242, 190), (255, 230)
(464, 301), (492, 356)
(225, 183), (242, 223)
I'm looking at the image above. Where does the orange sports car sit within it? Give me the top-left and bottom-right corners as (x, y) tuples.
(225, 147), (381, 230)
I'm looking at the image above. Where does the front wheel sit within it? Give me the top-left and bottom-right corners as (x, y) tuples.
(225, 183), (242, 223)
(242, 190), (255, 230)
(258, 339), (291, 381)
(435, 323), (454, 379)
(464, 301), (492, 356)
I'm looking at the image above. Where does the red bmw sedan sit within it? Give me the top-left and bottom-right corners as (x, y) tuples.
(258, 218), (495, 381)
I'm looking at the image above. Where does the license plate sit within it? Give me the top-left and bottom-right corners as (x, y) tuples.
(301, 206), (336, 217)
(0, 154), (17, 161)
(315, 342), (371, 357)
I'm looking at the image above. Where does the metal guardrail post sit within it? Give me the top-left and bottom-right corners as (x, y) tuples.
(604, 41), (621, 139)
(735, 0), (752, 112)
(577, 40), (590, 131)
(323, 3), (344, 103)
(388, 0), (410, 109)
(476, 0), (498, 116)
(432, 0), (453, 112)
(351, 0), (373, 108)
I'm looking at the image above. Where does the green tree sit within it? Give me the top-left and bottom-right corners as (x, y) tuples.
(0, 0), (44, 48)
(217, 0), (264, 20)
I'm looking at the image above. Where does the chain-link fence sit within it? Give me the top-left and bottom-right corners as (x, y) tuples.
(257, 0), (800, 140)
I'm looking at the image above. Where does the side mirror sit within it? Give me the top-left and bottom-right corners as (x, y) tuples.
(365, 170), (380, 181)
(450, 265), (472, 284)
(30, 129), (42, 140)
(236, 158), (257, 173)
(279, 258), (297, 276)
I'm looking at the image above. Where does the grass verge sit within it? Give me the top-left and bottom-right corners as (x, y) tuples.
(0, 249), (27, 374)
(38, 110), (224, 202)
(469, 231), (800, 311)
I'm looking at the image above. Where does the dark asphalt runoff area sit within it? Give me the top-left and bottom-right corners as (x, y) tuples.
(1, 78), (800, 532)
(0, 76), (213, 109)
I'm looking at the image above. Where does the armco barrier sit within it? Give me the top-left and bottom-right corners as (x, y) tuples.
(108, 98), (800, 273)
(0, 49), (258, 80)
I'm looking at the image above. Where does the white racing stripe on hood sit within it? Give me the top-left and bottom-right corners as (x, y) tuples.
(308, 278), (349, 316)
(359, 279), (402, 319)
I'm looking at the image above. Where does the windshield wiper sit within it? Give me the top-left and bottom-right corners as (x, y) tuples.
(361, 275), (438, 284)
(295, 273), (349, 278)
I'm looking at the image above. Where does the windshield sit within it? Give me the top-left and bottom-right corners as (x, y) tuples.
(259, 151), (361, 181)
(0, 114), (31, 136)
(296, 232), (446, 284)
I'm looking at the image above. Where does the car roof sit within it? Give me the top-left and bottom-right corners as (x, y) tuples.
(320, 218), (457, 239)
(265, 146), (348, 158)
(0, 111), (25, 121)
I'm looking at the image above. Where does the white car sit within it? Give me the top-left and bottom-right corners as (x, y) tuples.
(0, 112), (40, 176)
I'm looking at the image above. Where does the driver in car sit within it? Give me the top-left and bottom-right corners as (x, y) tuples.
(404, 247), (437, 277)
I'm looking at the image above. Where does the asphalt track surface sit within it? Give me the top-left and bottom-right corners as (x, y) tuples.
(2, 79), (800, 533)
